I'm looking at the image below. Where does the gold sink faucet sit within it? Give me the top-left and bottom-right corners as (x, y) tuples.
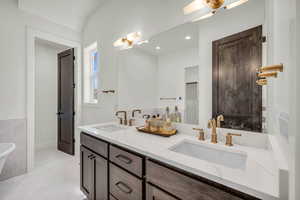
(217, 115), (224, 128)
(128, 109), (142, 126)
(132, 109), (142, 118)
(208, 119), (217, 144)
(116, 111), (127, 125)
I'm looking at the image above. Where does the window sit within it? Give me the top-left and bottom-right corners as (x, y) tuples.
(84, 42), (99, 104)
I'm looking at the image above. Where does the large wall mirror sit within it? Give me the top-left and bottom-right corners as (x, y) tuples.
(116, 0), (267, 132)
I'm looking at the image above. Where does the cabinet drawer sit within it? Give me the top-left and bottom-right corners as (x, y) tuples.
(110, 145), (143, 177)
(147, 184), (177, 200)
(146, 160), (256, 200)
(81, 133), (108, 158)
(110, 163), (142, 200)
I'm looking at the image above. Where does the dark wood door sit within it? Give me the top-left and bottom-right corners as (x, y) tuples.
(93, 154), (108, 200)
(80, 146), (94, 199)
(57, 48), (75, 155)
(212, 26), (263, 132)
(147, 184), (178, 200)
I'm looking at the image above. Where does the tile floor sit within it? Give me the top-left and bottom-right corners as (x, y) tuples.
(0, 148), (86, 200)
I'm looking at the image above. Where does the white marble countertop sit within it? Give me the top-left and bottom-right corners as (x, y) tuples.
(79, 122), (280, 200)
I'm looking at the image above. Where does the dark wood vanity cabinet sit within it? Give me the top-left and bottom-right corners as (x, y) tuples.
(146, 184), (178, 200)
(80, 146), (94, 199)
(80, 132), (261, 200)
(80, 146), (108, 200)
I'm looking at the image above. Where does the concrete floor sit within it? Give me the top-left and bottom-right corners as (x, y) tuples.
(0, 148), (86, 200)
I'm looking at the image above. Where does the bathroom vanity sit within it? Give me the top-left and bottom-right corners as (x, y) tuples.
(79, 123), (282, 200)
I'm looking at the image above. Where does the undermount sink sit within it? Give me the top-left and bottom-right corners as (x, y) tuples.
(94, 124), (127, 132)
(169, 140), (247, 169)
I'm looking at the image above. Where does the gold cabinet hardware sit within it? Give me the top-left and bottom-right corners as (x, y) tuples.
(225, 133), (242, 146)
(257, 64), (283, 73)
(258, 71), (278, 78)
(193, 128), (205, 141)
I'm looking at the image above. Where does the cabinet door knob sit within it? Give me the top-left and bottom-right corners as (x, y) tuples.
(115, 181), (133, 194)
(116, 154), (132, 164)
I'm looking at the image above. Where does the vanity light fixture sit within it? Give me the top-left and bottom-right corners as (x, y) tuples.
(184, 0), (205, 15)
(185, 0), (250, 20)
(185, 36), (192, 40)
(137, 40), (149, 45)
(113, 31), (142, 49)
(224, 0), (249, 10)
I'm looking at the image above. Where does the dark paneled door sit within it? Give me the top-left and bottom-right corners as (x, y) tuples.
(57, 48), (75, 155)
(212, 26), (263, 132)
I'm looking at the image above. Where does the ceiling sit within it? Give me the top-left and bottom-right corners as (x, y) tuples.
(18, 0), (107, 31)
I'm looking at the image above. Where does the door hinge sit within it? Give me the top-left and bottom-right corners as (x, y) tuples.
(73, 111), (76, 116)
(73, 139), (75, 143)
(73, 83), (76, 88)
(261, 36), (267, 43)
(73, 56), (76, 61)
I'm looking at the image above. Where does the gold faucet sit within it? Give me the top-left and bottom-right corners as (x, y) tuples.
(127, 109), (142, 126)
(116, 111), (127, 125)
(132, 109), (142, 118)
(225, 133), (242, 146)
(217, 115), (224, 128)
(208, 119), (218, 144)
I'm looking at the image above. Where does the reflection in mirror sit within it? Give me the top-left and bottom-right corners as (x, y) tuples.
(116, 0), (266, 132)
(117, 22), (200, 125)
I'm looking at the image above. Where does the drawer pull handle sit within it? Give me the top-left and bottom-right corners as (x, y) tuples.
(115, 181), (133, 194)
(116, 154), (132, 164)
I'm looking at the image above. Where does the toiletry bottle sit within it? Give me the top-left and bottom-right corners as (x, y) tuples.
(174, 106), (182, 123)
(163, 107), (170, 121)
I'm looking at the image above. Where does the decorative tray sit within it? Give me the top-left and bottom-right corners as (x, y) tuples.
(136, 126), (177, 137)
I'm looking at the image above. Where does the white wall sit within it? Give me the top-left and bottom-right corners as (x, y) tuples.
(34, 41), (66, 150)
(82, 0), (195, 125)
(117, 49), (157, 111)
(265, 0), (298, 199)
(0, 0), (80, 121)
(0, 0), (80, 179)
(157, 48), (199, 111)
(197, 0), (266, 128)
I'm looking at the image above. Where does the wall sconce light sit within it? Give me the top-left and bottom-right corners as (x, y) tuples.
(113, 32), (147, 50)
(256, 64), (284, 86)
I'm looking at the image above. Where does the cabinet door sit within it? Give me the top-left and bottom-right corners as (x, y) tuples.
(80, 146), (94, 199)
(147, 184), (177, 200)
(92, 154), (108, 200)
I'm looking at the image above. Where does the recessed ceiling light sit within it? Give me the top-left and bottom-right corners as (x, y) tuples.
(156, 46), (161, 50)
(185, 36), (191, 40)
